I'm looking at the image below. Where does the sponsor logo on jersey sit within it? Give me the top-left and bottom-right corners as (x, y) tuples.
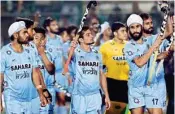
(113, 56), (126, 61)
(82, 67), (98, 75)
(16, 71), (30, 79)
(11, 64), (31, 71)
(78, 61), (99, 67)
(38, 65), (44, 69)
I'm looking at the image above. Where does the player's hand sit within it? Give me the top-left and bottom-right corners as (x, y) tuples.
(105, 95), (111, 110)
(39, 94), (48, 107)
(43, 89), (52, 104)
(70, 41), (78, 48)
(152, 37), (163, 51)
(37, 46), (45, 56)
(169, 42), (175, 51)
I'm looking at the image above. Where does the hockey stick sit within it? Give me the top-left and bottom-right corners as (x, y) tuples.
(54, 81), (71, 97)
(62, 0), (97, 75)
(147, 1), (170, 85)
(156, 32), (175, 76)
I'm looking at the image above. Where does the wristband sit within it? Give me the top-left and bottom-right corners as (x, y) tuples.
(36, 85), (42, 90)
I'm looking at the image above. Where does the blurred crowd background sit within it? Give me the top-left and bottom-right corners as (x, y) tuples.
(1, 1), (174, 46)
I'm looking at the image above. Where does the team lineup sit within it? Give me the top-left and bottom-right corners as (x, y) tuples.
(0, 1), (174, 114)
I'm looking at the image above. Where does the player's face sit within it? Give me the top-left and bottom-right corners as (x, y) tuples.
(90, 18), (100, 33)
(116, 27), (128, 40)
(129, 23), (142, 41)
(62, 31), (70, 42)
(33, 33), (45, 46)
(143, 17), (154, 34)
(17, 28), (29, 44)
(49, 20), (59, 33)
(104, 27), (112, 37)
(27, 25), (35, 41)
(83, 29), (94, 45)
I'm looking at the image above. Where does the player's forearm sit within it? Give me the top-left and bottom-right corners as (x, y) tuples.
(134, 47), (155, 67)
(37, 68), (47, 89)
(100, 71), (109, 97)
(32, 68), (44, 96)
(40, 53), (55, 75)
(157, 51), (169, 60)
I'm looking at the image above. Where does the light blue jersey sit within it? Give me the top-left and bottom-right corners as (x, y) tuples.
(37, 45), (56, 87)
(124, 39), (150, 87)
(37, 45), (56, 114)
(46, 34), (63, 47)
(1, 43), (38, 102)
(71, 45), (103, 95)
(46, 35), (64, 72)
(23, 42), (40, 99)
(46, 35), (69, 91)
(146, 34), (169, 84)
(62, 41), (70, 59)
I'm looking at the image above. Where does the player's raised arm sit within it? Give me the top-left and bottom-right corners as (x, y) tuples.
(37, 46), (55, 75)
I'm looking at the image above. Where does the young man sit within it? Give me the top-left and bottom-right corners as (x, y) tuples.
(33, 27), (56, 114)
(100, 22), (129, 114)
(140, 13), (173, 38)
(124, 14), (169, 114)
(0, 21), (47, 114)
(140, 13), (174, 113)
(43, 17), (68, 114)
(70, 26), (111, 114)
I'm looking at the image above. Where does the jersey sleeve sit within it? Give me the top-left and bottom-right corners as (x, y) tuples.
(124, 43), (139, 62)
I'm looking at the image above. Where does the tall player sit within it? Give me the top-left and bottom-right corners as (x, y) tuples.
(33, 27), (56, 114)
(0, 21), (47, 114)
(70, 26), (111, 114)
(43, 17), (68, 114)
(16, 18), (50, 113)
(100, 22), (129, 114)
(140, 13), (174, 113)
(124, 14), (170, 114)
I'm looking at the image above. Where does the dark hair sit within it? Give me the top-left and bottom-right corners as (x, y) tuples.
(67, 25), (78, 35)
(34, 27), (46, 37)
(111, 22), (125, 32)
(43, 17), (56, 29)
(140, 13), (151, 20)
(57, 27), (67, 35)
(78, 26), (90, 43)
(16, 17), (34, 29)
(10, 35), (15, 41)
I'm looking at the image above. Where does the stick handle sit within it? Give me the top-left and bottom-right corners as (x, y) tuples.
(62, 1), (97, 75)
